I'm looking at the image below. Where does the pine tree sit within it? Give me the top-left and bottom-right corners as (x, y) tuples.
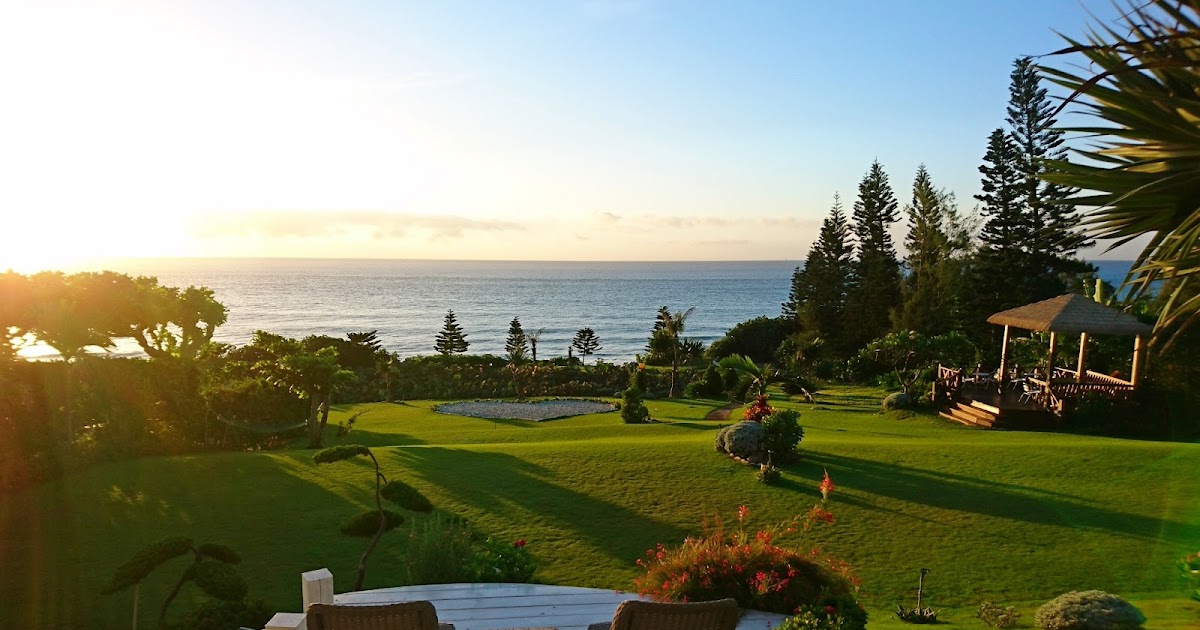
(783, 194), (854, 354)
(847, 160), (901, 348)
(1006, 57), (1092, 292)
(504, 317), (528, 363)
(434, 310), (470, 356)
(571, 327), (602, 365)
(969, 129), (1032, 341)
(895, 165), (963, 334)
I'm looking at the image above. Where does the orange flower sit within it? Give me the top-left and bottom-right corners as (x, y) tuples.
(737, 505), (749, 523)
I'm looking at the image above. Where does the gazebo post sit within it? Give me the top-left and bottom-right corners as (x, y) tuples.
(1076, 332), (1089, 383)
(998, 325), (1011, 390)
(1130, 334), (1144, 387)
(1044, 331), (1058, 406)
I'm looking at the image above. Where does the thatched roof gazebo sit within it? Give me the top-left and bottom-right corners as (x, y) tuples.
(987, 293), (1153, 404)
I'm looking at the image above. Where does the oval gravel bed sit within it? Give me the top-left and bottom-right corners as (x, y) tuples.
(434, 399), (616, 421)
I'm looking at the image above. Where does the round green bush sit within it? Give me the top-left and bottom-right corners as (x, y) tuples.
(761, 409), (804, 462)
(1034, 590), (1145, 630)
(168, 599), (274, 630)
(881, 392), (913, 411)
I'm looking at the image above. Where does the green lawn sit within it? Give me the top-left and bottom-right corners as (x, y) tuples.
(2, 386), (1197, 629)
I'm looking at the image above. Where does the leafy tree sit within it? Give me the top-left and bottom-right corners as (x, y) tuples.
(1041, 0), (1200, 348)
(0, 271), (32, 363)
(505, 317), (529, 363)
(783, 194), (855, 355)
(847, 161), (902, 349)
(859, 330), (978, 395)
(252, 332), (356, 448)
(706, 316), (789, 364)
(341, 330), (383, 371)
(314, 444), (433, 591)
(895, 165), (971, 335)
(127, 282), (228, 362)
(1006, 57), (1092, 288)
(570, 327), (601, 365)
(434, 310), (470, 356)
(102, 536), (247, 627)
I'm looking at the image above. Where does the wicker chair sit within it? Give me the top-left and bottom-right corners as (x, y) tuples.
(305, 601), (455, 630)
(587, 598), (740, 630)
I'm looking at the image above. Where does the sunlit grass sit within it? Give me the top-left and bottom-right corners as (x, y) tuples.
(1, 387), (1197, 628)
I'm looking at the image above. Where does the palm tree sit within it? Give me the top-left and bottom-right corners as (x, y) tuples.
(654, 307), (695, 397)
(1041, 0), (1200, 349)
(527, 327), (546, 362)
(717, 354), (776, 398)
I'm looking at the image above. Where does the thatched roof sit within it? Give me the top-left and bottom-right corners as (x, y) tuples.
(987, 294), (1152, 336)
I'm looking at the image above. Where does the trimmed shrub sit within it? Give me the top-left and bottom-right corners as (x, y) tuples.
(881, 392), (912, 411)
(757, 463), (781, 485)
(381, 480), (434, 513)
(1034, 590), (1145, 630)
(168, 599), (274, 630)
(761, 410), (804, 462)
(720, 421), (765, 462)
(340, 510), (405, 537)
(621, 387), (651, 424)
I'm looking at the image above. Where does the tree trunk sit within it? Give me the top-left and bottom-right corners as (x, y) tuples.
(318, 395), (331, 434)
(158, 558), (196, 626)
(355, 453), (387, 591)
(306, 395), (323, 448)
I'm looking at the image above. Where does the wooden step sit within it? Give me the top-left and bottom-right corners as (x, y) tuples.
(939, 404), (995, 428)
(968, 399), (1002, 415)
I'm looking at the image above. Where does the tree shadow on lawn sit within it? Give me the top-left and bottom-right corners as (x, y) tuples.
(791, 452), (1193, 544)
(393, 447), (692, 566)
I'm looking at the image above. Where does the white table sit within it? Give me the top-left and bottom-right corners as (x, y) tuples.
(335, 583), (789, 630)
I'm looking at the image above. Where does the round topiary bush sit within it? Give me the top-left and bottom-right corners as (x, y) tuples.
(881, 392), (913, 411)
(715, 425), (733, 453)
(1034, 590), (1145, 630)
(721, 421), (765, 463)
(761, 409), (804, 463)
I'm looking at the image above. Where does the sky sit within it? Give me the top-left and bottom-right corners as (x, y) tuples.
(0, 0), (1137, 270)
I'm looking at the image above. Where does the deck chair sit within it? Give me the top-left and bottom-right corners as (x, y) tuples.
(306, 601), (455, 630)
(587, 598), (739, 630)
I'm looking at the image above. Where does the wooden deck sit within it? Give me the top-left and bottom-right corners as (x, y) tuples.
(333, 583), (789, 630)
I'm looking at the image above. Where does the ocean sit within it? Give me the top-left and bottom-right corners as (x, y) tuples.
(22, 258), (1138, 362)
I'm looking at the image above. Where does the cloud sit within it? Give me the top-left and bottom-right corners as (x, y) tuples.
(595, 211), (623, 223)
(594, 213), (818, 231)
(696, 239), (750, 246)
(190, 211), (523, 241)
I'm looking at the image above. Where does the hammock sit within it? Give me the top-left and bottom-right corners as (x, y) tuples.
(210, 412), (307, 434)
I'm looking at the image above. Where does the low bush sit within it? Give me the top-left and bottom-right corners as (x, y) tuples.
(472, 537), (536, 583)
(776, 596), (868, 630)
(406, 514), (478, 584)
(1034, 590), (1145, 630)
(761, 410), (804, 463)
(757, 463), (782, 485)
(1181, 550), (1200, 601)
(977, 601), (1021, 628)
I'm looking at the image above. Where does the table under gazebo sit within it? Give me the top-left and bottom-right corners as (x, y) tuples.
(935, 293), (1152, 428)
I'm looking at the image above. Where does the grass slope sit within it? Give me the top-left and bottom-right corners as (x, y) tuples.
(1, 386), (1197, 629)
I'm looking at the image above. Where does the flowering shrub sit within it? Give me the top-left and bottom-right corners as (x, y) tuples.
(633, 472), (863, 625)
(1180, 550), (1200, 601)
(472, 537), (536, 583)
(977, 601), (1021, 628)
(776, 598), (868, 630)
(743, 395), (775, 422)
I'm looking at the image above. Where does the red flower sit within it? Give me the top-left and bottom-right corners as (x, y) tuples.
(738, 505), (749, 523)
(514, 539), (526, 548)
(819, 470), (835, 500)
(825, 605), (837, 615)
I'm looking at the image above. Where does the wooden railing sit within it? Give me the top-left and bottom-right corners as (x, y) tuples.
(933, 364), (963, 405)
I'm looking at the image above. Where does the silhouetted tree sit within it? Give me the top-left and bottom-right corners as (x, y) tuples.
(571, 327), (601, 364)
(434, 310), (470, 356)
(784, 194), (855, 354)
(505, 317), (528, 363)
(847, 161), (901, 348)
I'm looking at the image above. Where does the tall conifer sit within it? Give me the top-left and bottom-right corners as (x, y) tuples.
(505, 317), (528, 363)
(896, 165), (963, 334)
(847, 160), (901, 347)
(970, 129), (1031, 341)
(783, 194), (854, 353)
(1006, 57), (1092, 292)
